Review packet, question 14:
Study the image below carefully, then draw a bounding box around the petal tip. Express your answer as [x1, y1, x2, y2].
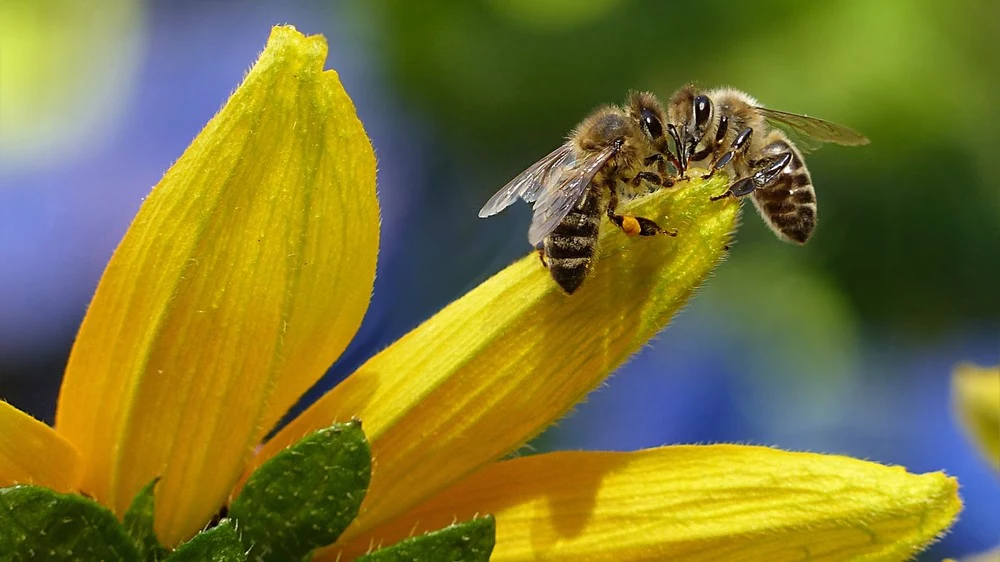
[264, 25, 329, 73]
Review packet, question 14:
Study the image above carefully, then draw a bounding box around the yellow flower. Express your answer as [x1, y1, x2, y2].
[950, 363, 1000, 562]
[0, 25, 961, 560]
[952, 363, 1000, 471]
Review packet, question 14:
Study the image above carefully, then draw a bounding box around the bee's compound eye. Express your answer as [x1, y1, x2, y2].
[694, 95, 712, 129]
[640, 108, 663, 139]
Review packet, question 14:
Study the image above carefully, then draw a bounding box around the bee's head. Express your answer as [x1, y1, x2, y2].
[626, 91, 666, 145]
[667, 85, 713, 170]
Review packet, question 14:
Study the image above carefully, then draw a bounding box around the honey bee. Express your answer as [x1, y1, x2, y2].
[666, 85, 869, 243]
[479, 92, 678, 294]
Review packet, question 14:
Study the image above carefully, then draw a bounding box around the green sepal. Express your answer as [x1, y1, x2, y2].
[0, 484, 139, 561]
[163, 519, 245, 562]
[229, 420, 371, 561]
[357, 515, 496, 562]
[123, 478, 169, 561]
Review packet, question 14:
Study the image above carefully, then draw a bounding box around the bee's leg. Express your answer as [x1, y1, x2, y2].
[709, 177, 755, 201]
[710, 152, 792, 201]
[606, 187, 677, 237]
[642, 152, 674, 182]
[644, 152, 665, 172]
[642, 153, 679, 188]
[644, 153, 681, 187]
[606, 189, 641, 236]
[629, 170, 665, 189]
[537, 247, 548, 268]
[630, 216, 678, 237]
[702, 127, 753, 180]
[751, 152, 793, 186]
[700, 113, 731, 173]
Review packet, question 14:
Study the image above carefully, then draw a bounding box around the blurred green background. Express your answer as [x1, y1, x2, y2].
[1, 0, 997, 558]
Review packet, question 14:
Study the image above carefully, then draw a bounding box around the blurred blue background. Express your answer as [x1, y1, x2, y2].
[1, 0, 997, 558]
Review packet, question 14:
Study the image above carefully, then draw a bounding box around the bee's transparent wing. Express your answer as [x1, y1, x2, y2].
[527, 144, 616, 246]
[758, 107, 869, 153]
[478, 144, 575, 218]
[528, 146, 579, 203]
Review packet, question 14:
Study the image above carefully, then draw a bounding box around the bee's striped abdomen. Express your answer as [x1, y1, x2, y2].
[752, 137, 816, 244]
[544, 186, 602, 294]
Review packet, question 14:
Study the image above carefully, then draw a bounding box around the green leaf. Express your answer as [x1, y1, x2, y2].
[229, 421, 371, 561]
[0, 485, 140, 561]
[164, 519, 245, 562]
[357, 515, 496, 562]
[124, 478, 170, 561]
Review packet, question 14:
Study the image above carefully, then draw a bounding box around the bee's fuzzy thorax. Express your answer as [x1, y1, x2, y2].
[701, 88, 768, 156]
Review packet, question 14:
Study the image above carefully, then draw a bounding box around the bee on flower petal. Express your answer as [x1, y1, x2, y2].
[479, 92, 679, 294]
[666, 85, 869, 244]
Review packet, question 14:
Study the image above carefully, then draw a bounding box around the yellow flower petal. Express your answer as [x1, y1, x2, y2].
[54, 26, 377, 545]
[952, 363, 1000, 470]
[331, 445, 961, 561]
[0, 401, 82, 493]
[260, 175, 738, 542]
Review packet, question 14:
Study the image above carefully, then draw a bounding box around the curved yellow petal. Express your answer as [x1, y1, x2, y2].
[261, 175, 738, 541]
[952, 363, 1000, 470]
[54, 26, 377, 546]
[0, 401, 82, 493]
[330, 445, 961, 561]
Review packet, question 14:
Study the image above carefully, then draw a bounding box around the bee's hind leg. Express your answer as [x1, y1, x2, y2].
[710, 177, 755, 201]
[536, 247, 548, 268]
[710, 152, 792, 201]
[611, 215, 678, 237]
[606, 189, 677, 237]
